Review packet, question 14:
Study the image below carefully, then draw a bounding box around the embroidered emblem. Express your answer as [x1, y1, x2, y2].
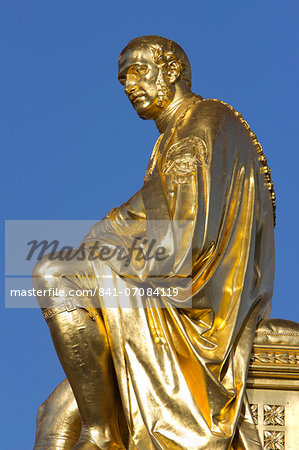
[163, 136, 208, 185]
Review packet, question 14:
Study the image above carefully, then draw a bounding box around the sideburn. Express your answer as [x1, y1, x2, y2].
[156, 70, 173, 108]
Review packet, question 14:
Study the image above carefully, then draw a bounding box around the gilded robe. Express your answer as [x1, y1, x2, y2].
[80, 95, 275, 449]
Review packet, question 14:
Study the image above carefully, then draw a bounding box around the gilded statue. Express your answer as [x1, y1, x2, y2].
[33, 36, 276, 449]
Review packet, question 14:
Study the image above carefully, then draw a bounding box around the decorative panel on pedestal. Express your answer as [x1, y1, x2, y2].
[246, 319, 299, 449]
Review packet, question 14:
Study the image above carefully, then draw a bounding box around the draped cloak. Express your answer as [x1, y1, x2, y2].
[82, 96, 275, 449]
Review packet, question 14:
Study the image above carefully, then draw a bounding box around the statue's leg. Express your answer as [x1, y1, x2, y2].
[34, 378, 81, 449]
[33, 253, 125, 449]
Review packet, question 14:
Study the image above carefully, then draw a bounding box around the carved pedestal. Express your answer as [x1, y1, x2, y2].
[246, 319, 299, 449]
[33, 319, 299, 449]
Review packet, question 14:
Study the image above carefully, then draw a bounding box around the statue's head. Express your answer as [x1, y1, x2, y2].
[118, 35, 192, 120]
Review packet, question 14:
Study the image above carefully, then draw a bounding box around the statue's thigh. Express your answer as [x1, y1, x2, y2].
[32, 249, 99, 309]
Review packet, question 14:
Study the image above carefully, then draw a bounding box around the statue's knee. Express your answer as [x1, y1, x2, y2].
[32, 253, 66, 291]
[34, 380, 81, 449]
[36, 398, 47, 423]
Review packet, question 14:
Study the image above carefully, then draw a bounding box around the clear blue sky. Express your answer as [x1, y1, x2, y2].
[1, 1, 298, 449]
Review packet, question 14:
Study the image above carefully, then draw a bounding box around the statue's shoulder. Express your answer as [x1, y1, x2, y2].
[192, 97, 237, 123]
[182, 97, 237, 137]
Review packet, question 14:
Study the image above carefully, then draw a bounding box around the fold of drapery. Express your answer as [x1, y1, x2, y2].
[82, 97, 274, 449]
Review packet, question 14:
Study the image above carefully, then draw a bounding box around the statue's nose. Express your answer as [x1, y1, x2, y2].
[124, 74, 139, 95]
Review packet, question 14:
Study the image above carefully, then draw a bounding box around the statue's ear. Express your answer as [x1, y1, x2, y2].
[167, 60, 180, 84]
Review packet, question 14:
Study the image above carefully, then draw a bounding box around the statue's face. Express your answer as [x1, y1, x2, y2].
[118, 45, 173, 120]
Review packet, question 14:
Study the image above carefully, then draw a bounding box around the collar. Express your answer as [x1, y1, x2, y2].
[155, 92, 196, 133]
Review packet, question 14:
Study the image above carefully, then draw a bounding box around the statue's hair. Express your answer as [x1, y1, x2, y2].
[120, 35, 192, 88]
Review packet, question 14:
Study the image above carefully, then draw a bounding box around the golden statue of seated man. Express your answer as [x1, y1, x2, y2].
[33, 36, 276, 449]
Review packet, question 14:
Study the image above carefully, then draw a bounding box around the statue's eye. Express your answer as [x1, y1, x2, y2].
[135, 66, 148, 75]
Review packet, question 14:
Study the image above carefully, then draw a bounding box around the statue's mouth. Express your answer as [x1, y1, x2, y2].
[129, 90, 146, 104]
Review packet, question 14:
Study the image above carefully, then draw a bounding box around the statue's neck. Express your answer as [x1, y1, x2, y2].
[155, 91, 196, 133]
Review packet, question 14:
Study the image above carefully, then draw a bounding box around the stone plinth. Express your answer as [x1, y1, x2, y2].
[247, 319, 299, 449]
